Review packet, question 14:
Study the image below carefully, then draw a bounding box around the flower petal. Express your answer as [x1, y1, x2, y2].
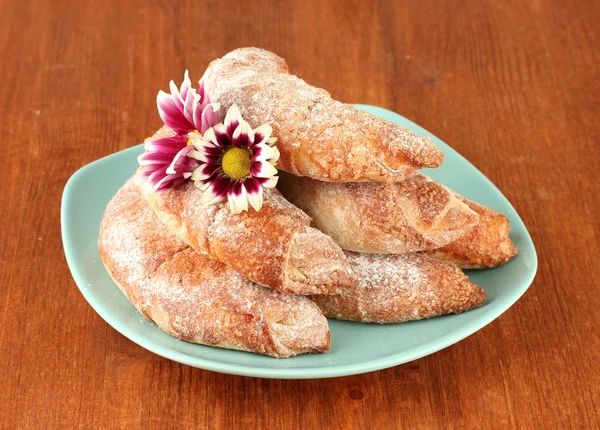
[188, 150, 212, 163]
[271, 145, 280, 162]
[243, 177, 261, 194]
[190, 134, 211, 149]
[202, 127, 219, 146]
[147, 168, 166, 185]
[191, 162, 222, 181]
[251, 143, 279, 163]
[169, 80, 183, 110]
[188, 140, 224, 162]
[212, 123, 231, 147]
[246, 189, 263, 212]
[232, 120, 255, 148]
[187, 130, 203, 139]
[197, 102, 220, 134]
[155, 173, 185, 192]
[138, 132, 196, 191]
[165, 146, 196, 174]
[243, 177, 264, 211]
[157, 90, 193, 132]
[144, 135, 188, 154]
[251, 160, 278, 178]
[191, 168, 204, 181]
[197, 180, 211, 191]
[201, 176, 231, 206]
[252, 123, 273, 147]
[190, 136, 224, 155]
[180, 70, 191, 100]
[198, 78, 208, 102]
[258, 175, 278, 188]
[138, 151, 176, 166]
[182, 88, 198, 125]
[201, 187, 225, 206]
[227, 182, 248, 214]
[224, 104, 242, 138]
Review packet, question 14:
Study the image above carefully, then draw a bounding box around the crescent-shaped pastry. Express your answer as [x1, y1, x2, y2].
[202, 47, 444, 182]
[99, 179, 331, 358]
[277, 172, 479, 254]
[311, 252, 486, 323]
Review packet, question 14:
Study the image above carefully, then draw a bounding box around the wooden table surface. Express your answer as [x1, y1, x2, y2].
[2, 0, 599, 428]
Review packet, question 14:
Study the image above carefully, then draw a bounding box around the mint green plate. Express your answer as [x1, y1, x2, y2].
[61, 105, 537, 379]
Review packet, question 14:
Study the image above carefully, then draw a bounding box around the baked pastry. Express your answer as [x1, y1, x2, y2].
[201, 47, 444, 182]
[277, 172, 479, 254]
[311, 252, 486, 323]
[99, 179, 330, 358]
[136, 169, 354, 296]
[424, 198, 517, 268]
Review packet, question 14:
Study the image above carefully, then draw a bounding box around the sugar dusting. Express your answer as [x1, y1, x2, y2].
[311, 252, 487, 323]
[423, 197, 517, 268]
[277, 172, 479, 254]
[137, 172, 353, 295]
[201, 47, 443, 182]
[99, 180, 330, 358]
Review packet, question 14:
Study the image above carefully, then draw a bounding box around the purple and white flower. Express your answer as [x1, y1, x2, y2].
[156, 70, 220, 135]
[188, 104, 280, 214]
[137, 135, 199, 192]
[138, 71, 221, 192]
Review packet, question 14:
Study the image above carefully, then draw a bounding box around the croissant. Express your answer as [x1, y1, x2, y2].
[201, 47, 444, 182]
[311, 252, 486, 323]
[99, 179, 331, 358]
[277, 172, 479, 254]
[136, 170, 354, 296]
[424, 198, 517, 268]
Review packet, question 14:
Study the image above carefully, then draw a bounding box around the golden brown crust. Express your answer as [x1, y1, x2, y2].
[136, 138, 354, 295]
[99, 179, 330, 358]
[424, 198, 518, 268]
[311, 252, 486, 323]
[277, 172, 479, 254]
[201, 47, 444, 182]
[97, 178, 189, 320]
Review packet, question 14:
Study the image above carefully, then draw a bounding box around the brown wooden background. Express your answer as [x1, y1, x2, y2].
[1, 0, 599, 428]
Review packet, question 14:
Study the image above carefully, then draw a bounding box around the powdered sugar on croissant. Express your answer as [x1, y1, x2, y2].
[312, 252, 486, 324]
[99, 179, 331, 358]
[202, 47, 444, 182]
[278, 172, 479, 254]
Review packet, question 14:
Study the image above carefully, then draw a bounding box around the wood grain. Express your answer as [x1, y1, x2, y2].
[1, 0, 599, 428]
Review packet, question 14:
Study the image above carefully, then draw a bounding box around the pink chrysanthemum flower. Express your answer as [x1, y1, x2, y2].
[188, 104, 280, 214]
[137, 136, 199, 192]
[156, 70, 219, 135]
[138, 71, 220, 192]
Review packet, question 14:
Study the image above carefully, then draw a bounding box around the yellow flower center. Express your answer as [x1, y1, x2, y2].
[221, 147, 252, 180]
